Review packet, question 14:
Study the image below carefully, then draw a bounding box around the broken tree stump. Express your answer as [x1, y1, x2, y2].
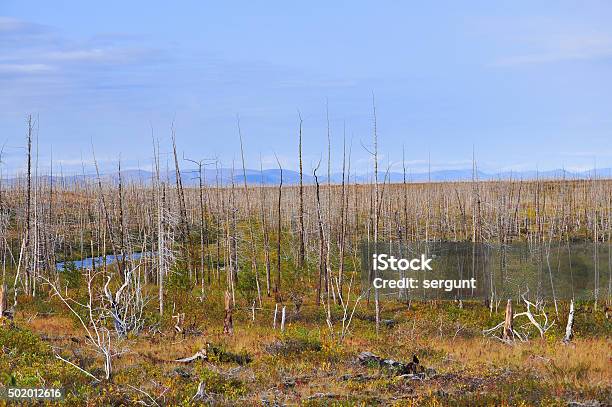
[503, 299, 513, 341]
[0, 284, 6, 317]
[191, 381, 214, 403]
[223, 290, 233, 335]
[563, 299, 575, 344]
[280, 306, 286, 332]
[173, 312, 185, 333]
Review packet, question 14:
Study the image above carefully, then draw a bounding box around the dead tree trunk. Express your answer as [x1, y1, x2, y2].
[337, 128, 347, 303]
[259, 161, 272, 297]
[25, 115, 33, 295]
[223, 290, 233, 335]
[274, 155, 283, 299]
[171, 127, 192, 279]
[314, 163, 325, 306]
[503, 299, 513, 341]
[563, 299, 575, 344]
[0, 284, 6, 317]
[238, 121, 262, 306]
[298, 113, 305, 268]
[372, 95, 380, 334]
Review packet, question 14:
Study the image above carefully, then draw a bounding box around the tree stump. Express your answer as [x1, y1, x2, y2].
[563, 299, 575, 344]
[280, 306, 286, 332]
[0, 284, 6, 317]
[223, 290, 233, 335]
[502, 299, 513, 341]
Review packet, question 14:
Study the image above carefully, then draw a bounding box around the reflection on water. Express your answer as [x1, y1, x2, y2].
[56, 252, 153, 271]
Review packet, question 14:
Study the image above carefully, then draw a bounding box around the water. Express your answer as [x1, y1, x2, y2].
[56, 252, 153, 271]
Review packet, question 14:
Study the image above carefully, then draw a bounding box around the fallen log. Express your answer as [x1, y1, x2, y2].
[357, 351, 425, 376]
[174, 343, 252, 365]
[175, 348, 208, 363]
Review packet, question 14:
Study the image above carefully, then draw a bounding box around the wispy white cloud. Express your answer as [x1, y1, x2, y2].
[43, 47, 161, 64]
[0, 16, 170, 115]
[0, 16, 165, 69]
[560, 150, 612, 157]
[496, 44, 612, 66]
[0, 63, 54, 73]
[0, 17, 24, 31]
[0, 16, 46, 33]
[45, 48, 121, 62]
[492, 25, 612, 66]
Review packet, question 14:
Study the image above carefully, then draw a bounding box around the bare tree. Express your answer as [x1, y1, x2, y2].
[372, 94, 380, 334]
[297, 112, 305, 268]
[238, 118, 262, 306]
[274, 154, 283, 299]
[223, 290, 233, 335]
[43, 267, 118, 381]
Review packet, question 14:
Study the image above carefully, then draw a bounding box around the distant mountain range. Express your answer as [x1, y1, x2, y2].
[3, 167, 611, 186]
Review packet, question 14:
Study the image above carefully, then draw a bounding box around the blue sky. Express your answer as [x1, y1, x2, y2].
[1, 1, 611, 175]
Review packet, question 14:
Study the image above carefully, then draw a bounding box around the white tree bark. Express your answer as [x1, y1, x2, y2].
[563, 299, 575, 343]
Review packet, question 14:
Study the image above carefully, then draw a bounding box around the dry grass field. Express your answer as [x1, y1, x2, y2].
[0, 159, 611, 405]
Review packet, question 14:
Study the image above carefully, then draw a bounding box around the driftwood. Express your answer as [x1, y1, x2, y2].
[223, 290, 233, 335]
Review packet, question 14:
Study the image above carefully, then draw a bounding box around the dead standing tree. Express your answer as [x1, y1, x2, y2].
[92, 143, 124, 278]
[103, 263, 148, 338]
[484, 293, 555, 342]
[372, 94, 380, 334]
[184, 154, 214, 297]
[152, 137, 177, 316]
[337, 124, 349, 303]
[171, 127, 193, 278]
[313, 161, 327, 309]
[43, 268, 117, 381]
[238, 118, 262, 306]
[274, 154, 283, 300]
[563, 299, 575, 343]
[223, 290, 233, 335]
[259, 159, 272, 297]
[502, 299, 513, 341]
[297, 112, 306, 269]
[13, 115, 35, 299]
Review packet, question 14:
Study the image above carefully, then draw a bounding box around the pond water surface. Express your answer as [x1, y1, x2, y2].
[56, 252, 153, 271]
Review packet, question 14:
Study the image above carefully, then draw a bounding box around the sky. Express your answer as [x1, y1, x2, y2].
[1, 1, 611, 175]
